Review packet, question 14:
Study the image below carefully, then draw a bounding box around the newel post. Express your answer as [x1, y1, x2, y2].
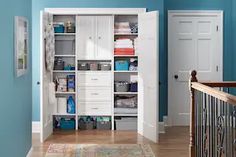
[189, 70, 198, 157]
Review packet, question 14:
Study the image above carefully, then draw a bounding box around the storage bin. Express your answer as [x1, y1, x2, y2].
[115, 81, 130, 92]
[115, 118, 137, 130]
[96, 121, 111, 130]
[60, 118, 75, 130]
[54, 58, 65, 70]
[89, 63, 99, 71]
[78, 62, 89, 70]
[65, 21, 76, 33]
[78, 121, 94, 130]
[115, 60, 129, 71]
[99, 63, 111, 71]
[54, 23, 65, 33]
[130, 82, 138, 92]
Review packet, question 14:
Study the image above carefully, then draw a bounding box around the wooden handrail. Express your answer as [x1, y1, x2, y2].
[189, 70, 236, 157]
[200, 81, 236, 88]
[191, 82, 236, 105]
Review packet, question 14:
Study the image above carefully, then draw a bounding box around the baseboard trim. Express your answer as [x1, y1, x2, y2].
[159, 122, 165, 134]
[163, 116, 168, 127]
[32, 121, 40, 133]
[26, 147, 33, 157]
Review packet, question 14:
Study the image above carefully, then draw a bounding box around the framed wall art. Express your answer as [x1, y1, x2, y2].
[15, 16, 29, 77]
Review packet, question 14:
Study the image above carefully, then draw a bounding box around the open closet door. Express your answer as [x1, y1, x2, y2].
[40, 11, 54, 142]
[138, 11, 159, 143]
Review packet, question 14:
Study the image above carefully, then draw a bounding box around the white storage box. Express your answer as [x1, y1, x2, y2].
[115, 118, 137, 130]
[57, 98, 67, 114]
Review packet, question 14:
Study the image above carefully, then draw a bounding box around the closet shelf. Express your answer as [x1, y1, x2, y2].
[53, 113, 76, 116]
[55, 33, 76, 36]
[56, 92, 76, 94]
[114, 71, 138, 73]
[114, 92, 138, 95]
[53, 70, 75, 73]
[114, 55, 138, 57]
[114, 114, 138, 117]
[55, 55, 76, 57]
[114, 33, 138, 36]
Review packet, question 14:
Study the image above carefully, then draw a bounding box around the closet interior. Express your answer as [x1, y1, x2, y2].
[52, 14, 139, 131]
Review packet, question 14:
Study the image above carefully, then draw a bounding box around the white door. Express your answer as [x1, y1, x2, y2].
[138, 11, 159, 143]
[168, 11, 223, 126]
[96, 16, 113, 60]
[40, 11, 53, 142]
[77, 16, 96, 59]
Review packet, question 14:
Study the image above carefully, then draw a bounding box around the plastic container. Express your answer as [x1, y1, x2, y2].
[99, 63, 111, 71]
[115, 118, 137, 130]
[57, 98, 67, 114]
[60, 118, 75, 130]
[67, 96, 75, 114]
[115, 82, 130, 92]
[54, 23, 65, 33]
[115, 60, 129, 71]
[130, 82, 138, 92]
[67, 75, 75, 92]
[78, 62, 89, 70]
[89, 63, 99, 71]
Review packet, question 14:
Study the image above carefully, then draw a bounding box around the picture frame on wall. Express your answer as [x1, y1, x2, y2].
[15, 16, 29, 77]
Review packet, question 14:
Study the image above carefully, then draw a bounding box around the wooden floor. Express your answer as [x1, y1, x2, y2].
[30, 127, 189, 157]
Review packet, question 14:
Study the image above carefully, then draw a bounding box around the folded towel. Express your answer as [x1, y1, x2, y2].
[115, 45, 134, 49]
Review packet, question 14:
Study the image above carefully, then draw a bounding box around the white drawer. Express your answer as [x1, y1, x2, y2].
[78, 87, 112, 102]
[78, 103, 112, 115]
[77, 72, 112, 87]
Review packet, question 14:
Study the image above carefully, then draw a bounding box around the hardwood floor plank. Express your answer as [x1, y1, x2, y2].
[31, 127, 189, 157]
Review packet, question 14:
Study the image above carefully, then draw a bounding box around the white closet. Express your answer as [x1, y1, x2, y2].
[40, 8, 159, 143]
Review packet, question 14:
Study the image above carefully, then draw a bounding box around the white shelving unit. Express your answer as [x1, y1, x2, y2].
[41, 8, 159, 143]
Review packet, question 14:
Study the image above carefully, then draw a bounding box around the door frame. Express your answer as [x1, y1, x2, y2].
[167, 10, 223, 126]
[40, 8, 160, 142]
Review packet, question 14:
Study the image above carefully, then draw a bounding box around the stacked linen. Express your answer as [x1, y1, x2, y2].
[114, 38, 135, 55]
[134, 38, 138, 55]
[115, 22, 131, 34]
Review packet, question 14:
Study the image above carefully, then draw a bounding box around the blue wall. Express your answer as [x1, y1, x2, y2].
[0, 0, 32, 156]
[165, 0, 233, 81]
[32, 0, 166, 121]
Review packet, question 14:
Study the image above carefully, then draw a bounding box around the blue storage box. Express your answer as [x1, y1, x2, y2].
[115, 60, 129, 71]
[60, 118, 75, 130]
[130, 82, 138, 92]
[54, 23, 65, 33]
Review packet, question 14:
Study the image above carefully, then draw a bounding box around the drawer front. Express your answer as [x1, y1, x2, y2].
[77, 72, 112, 87]
[78, 88, 112, 102]
[78, 103, 112, 115]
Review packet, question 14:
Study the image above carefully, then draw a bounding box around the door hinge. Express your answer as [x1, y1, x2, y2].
[216, 66, 219, 72]
[216, 25, 219, 32]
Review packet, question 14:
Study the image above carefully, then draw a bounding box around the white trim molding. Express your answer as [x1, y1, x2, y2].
[32, 121, 40, 133]
[159, 122, 165, 134]
[26, 147, 33, 157]
[44, 8, 146, 15]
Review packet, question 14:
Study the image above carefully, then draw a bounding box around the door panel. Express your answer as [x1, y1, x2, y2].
[40, 11, 53, 142]
[138, 11, 159, 143]
[168, 12, 223, 126]
[96, 16, 113, 59]
[77, 16, 95, 59]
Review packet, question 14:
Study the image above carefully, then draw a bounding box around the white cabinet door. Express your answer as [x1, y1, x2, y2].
[96, 16, 113, 59]
[40, 11, 53, 142]
[77, 16, 96, 59]
[138, 11, 159, 143]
